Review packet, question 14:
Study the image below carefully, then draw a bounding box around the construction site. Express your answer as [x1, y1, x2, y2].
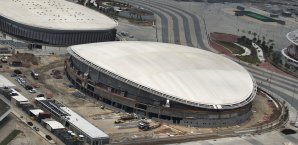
[0, 52, 287, 144]
[0, 0, 296, 144]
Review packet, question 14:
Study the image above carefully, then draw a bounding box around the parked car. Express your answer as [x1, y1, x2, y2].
[31, 82, 40, 88]
[29, 89, 37, 93]
[27, 122, 33, 126]
[9, 92, 18, 96]
[11, 73, 17, 77]
[33, 126, 39, 131]
[45, 135, 52, 140]
[31, 70, 39, 80]
[25, 85, 33, 90]
[14, 69, 22, 75]
[36, 94, 44, 97]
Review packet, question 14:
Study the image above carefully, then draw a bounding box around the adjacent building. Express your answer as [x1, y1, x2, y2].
[35, 97, 109, 145]
[0, 0, 118, 46]
[281, 29, 298, 69]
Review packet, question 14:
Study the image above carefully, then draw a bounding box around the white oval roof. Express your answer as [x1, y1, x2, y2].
[68, 41, 255, 108]
[287, 29, 298, 46]
[0, 0, 117, 30]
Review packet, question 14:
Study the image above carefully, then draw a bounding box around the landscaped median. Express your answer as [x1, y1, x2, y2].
[215, 41, 245, 55]
[210, 33, 260, 64]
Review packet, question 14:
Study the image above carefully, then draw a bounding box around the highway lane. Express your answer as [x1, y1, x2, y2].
[259, 83, 298, 109]
[242, 64, 298, 110]
[127, 0, 181, 44]
[249, 68, 298, 88]
[147, 0, 208, 50]
[126, 1, 169, 43]
[240, 62, 298, 84]
[137, 0, 194, 46]
[253, 75, 295, 93]
[127, 0, 205, 48]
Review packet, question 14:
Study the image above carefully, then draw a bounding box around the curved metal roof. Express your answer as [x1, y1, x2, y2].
[68, 41, 256, 109]
[0, 0, 117, 30]
[287, 29, 298, 46]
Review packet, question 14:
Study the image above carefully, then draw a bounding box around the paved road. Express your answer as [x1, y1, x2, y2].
[135, 0, 192, 46]
[170, 131, 298, 145]
[127, 1, 175, 43]
[125, 0, 208, 49]
[240, 62, 298, 110]
[141, 0, 207, 49]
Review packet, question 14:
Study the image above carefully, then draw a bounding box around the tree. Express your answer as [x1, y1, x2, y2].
[245, 38, 252, 47]
[269, 45, 274, 53]
[261, 41, 268, 54]
[237, 36, 246, 44]
[78, 0, 84, 5]
[253, 37, 257, 42]
[256, 39, 261, 45]
[253, 32, 257, 37]
[271, 51, 280, 64]
[262, 36, 266, 42]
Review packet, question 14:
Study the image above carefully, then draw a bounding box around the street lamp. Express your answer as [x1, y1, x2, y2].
[295, 110, 298, 123]
[290, 84, 296, 107]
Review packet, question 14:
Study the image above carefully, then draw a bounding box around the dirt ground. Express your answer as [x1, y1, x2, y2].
[0, 114, 51, 145]
[4, 55, 282, 144]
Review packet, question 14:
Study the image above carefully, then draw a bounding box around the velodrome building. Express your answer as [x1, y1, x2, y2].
[281, 29, 298, 69]
[65, 41, 257, 127]
[0, 0, 118, 46]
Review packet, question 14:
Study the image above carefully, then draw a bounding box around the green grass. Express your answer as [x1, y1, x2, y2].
[237, 55, 261, 64]
[216, 40, 261, 64]
[0, 130, 22, 145]
[128, 18, 153, 26]
[216, 41, 245, 54]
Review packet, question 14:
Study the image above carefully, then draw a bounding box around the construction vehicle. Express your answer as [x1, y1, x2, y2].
[138, 120, 161, 131]
[114, 119, 124, 124]
[120, 113, 138, 121]
[114, 113, 138, 124]
[0, 56, 8, 63]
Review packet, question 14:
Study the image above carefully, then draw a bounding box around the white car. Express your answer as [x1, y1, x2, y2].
[29, 89, 37, 93]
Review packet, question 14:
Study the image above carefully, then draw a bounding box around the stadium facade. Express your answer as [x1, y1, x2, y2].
[281, 29, 298, 69]
[65, 41, 257, 127]
[0, 0, 118, 46]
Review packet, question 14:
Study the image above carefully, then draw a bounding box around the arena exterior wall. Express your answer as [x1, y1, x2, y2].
[0, 16, 116, 46]
[64, 56, 253, 127]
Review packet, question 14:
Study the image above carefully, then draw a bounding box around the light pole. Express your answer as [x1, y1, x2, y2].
[155, 20, 158, 42]
[290, 84, 296, 107]
[295, 110, 298, 123]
